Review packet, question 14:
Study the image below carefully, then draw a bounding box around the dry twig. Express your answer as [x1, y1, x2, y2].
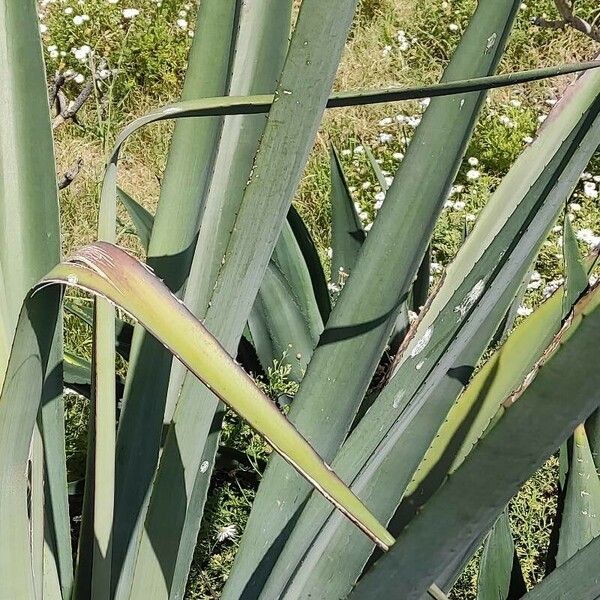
[58, 157, 83, 190]
[534, 0, 600, 42]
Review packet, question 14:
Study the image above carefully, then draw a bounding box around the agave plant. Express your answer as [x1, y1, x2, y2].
[2, 0, 600, 599]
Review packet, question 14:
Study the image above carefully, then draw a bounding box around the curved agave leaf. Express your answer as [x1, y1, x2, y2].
[0, 241, 394, 599]
[46, 243, 392, 551]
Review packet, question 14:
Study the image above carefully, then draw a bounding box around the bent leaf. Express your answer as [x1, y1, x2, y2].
[42, 242, 393, 551]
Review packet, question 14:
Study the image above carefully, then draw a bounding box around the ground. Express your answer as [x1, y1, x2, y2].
[38, 0, 600, 597]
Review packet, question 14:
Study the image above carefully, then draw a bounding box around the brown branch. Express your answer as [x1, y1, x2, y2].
[534, 0, 600, 42]
[57, 157, 83, 190]
[53, 80, 94, 129]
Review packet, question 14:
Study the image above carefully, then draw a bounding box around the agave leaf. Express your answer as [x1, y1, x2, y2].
[0, 287, 63, 599]
[44, 243, 393, 551]
[330, 145, 365, 279]
[65, 298, 132, 360]
[555, 425, 600, 567]
[0, 0, 71, 595]
[137, 2, 362, 597]
[365, 145, 390, 192]
[351, 283, 600, 599]
[248, 262, 318, 382]
[125, 5, 297, 597]
[116, 184, 321, 383]
[562, 217, 589, 316]
[117, 188, 154, 252]
[63, 352, 125, 400]
[270, 218, 324, 346]
[520, 535, 600, 600]
[476, 509, 526, 600]
[260, 58, 600, 600]
[587, 410, 600, 472]
[110, 3, 247, 595]
[287, 206, 331, 322]
[328, 60, 600, 108]
[249, 2, 525, 596]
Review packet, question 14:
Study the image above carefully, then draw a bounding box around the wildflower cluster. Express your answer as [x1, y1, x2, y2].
[37, 0, 197, 107]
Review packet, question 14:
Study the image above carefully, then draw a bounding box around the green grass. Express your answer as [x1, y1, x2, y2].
[39, 0, 600, 596]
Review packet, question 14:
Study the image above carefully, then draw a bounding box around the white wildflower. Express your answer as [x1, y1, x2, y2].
[379, 133, 393, 143]
[216, 525, 237, 543]
[73, 15, 84, 25]
[73, 45, 91, 60]
[537, 114, 547, 124]
[419, 97, 431, 109]
[466, 169, 480, 180]
[510, 99, 522, 108]
[467, 157, 479, 166]
[39, 23, 48, 34]
[378, 117, 393, 126]
[382, 45, 392, 56]
[74, 73, 85, 84]
[353, 145, 364, 155]
[569, 202, 582, 212]
[523, 136, 534, 144]
[392, 152, 404, 160]
[361, 181, 371, 190]
[122, 8, 139, 18]
[341, 149, 351, 156]
[64, 7, 73, 14]
[583, 181, 598, 199]
[581, 172, 592, 181]
[448, 23, 459, 32]
[176, 18, 188, 29]
[385, 176, 394, 187]
[543, 278, 564, 298]
[517, 306, 533, 317]
[465, 213, 476, 222]
[453, 201, 466, 210]
[576, 228, 600, 248]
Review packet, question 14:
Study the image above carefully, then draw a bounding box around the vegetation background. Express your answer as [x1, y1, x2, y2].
[37, 0, 600, 597]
